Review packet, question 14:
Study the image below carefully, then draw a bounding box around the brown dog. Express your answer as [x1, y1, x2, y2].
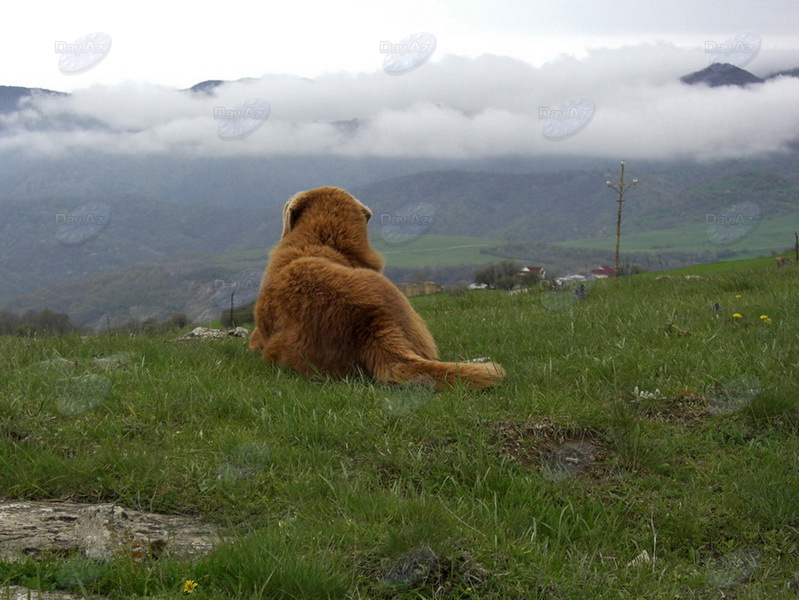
[249, 186, 504, 389]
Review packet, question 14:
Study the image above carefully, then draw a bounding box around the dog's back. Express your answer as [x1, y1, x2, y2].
[250, 187, 504, 389]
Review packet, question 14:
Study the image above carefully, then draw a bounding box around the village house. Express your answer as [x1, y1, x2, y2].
[519, 266, 546, 279]
[589, 266, 615, 278]
[555, 273, 588, 286]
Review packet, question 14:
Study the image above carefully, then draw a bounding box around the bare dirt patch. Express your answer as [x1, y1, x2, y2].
[492, 416, 609, 481]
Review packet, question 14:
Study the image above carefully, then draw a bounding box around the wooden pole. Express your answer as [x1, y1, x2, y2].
[607, 161, 637, 278]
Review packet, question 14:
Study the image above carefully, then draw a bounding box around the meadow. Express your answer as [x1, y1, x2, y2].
[555, 212, 799, 261]
[212, 235, 503, 273]
[371, 235, 503, 269]
[1, 257, 798, 598]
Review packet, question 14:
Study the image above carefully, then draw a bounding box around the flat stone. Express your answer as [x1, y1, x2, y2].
[176, 326, 249, 341]
[0, 500, 220, 563]
[3, 585, 108, 600]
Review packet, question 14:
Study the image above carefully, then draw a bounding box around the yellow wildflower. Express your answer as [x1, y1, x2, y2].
[759, 315, 772, 323]
[732, 313, 742, 318]
[183, 580, 198, 594]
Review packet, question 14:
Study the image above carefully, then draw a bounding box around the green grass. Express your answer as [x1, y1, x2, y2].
[555, 212, 799, 260]
[2, 259, 799, 598]
[205, 235, 505, 299]
[211, 247, 271, 266]
[211, 235, 504, 273]
[640, 253, 787, 277]
[370, 235, 505, 269]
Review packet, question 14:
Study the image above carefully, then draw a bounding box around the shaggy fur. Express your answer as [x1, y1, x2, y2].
[249, 186, 504, 389]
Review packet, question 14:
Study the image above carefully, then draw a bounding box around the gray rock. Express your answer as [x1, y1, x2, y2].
[176, 326, 250, 341]
[0, 500, 220, 563]
[3, 585, 106, 600]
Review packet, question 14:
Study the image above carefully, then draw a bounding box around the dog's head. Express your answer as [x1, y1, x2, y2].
[282, 186, 371, 238]
[280, 186, 382, 270]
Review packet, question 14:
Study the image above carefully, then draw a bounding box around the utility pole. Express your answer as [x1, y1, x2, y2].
[606, 160, 637, 278]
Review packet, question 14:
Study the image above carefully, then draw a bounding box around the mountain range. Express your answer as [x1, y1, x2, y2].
[1, 62, 799, 329]
[3, 162, 798, 329]
[2, 62, 797, 114]
[679, 63, 799, 87]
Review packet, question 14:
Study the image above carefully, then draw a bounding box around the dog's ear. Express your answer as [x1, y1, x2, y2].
[281, 193, 308, 239]
[360, 203, 372, 223]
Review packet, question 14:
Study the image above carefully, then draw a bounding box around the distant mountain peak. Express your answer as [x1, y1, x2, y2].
[680, 63, 765, 87]
[185, 80, 226, 95]
[0, 85, 67, 113]
[765, 67, 799, 80]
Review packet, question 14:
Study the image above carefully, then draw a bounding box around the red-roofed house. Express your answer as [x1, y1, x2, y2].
[520, 266, 546, 279]
[589, 266, 615, 278]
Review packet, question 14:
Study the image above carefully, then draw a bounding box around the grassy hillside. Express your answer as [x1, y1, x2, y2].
[357, 170, 799, 245]
[2, 258, 798, 598]
[556, 206, 799, 258]
[4, 169, 798, 328]
[555, 172, 799, 261]
[641, 253, 796, 276]
[373, 235, 505, 269]
[0, 193, 278, 304]
[1, 235, 509, 330]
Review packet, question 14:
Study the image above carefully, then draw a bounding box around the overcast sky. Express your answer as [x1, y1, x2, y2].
[2, 0, 799, 162]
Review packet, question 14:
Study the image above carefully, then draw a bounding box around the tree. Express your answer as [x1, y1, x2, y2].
[36, 308, 75, 335]
[166, 313, 189, 329]
[518, 270, 543, 288]
[140, 317, 161, 334]
[619, 262, 647, 276]
[221, 302, 255, 327]
[0, 308, 76, 336]
[474, 260, 522, 290]
[0, 311, 19, 335]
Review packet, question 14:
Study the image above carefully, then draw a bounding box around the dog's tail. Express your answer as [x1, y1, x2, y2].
[379, 356, 505, 390]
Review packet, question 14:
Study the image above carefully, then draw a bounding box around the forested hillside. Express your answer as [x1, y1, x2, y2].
[3, 165, 798, 329]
